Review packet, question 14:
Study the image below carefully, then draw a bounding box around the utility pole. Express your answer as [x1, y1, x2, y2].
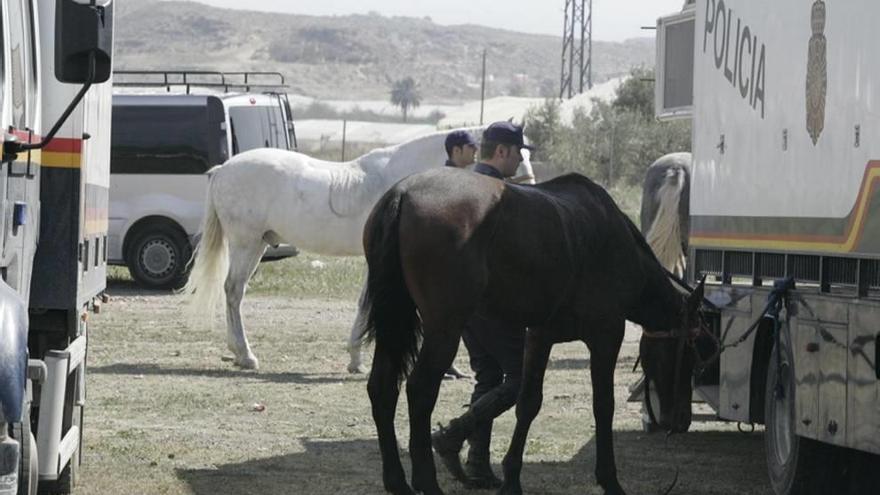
[480, 48, 487, 125]
[341, 119, 347, 162]
[560, 0, 593, 99]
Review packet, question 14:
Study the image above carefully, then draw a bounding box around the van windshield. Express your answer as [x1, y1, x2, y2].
[229, 105, 288, 154]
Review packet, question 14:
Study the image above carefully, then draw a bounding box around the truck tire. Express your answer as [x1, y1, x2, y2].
[11, 398, 37, 495]
[127, 225, 192, 290]
[764, 335, 821, 494]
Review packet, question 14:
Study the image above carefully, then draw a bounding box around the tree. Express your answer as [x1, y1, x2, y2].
[613, 67, 656, 120]
[523, 98, 562, 162]
[390, 77, 421, 122]
[522, 67, 690, 188]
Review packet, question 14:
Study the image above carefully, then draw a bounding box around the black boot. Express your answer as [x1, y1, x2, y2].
[464, 421, 503, 489]
[434, 383, 517, 487]
[431, 413, 477, 483]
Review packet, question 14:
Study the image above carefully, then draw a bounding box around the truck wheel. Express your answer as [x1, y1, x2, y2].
[127, 225, 192, 290]
[12, 398, 37, 495]
[764, 336, 821, 494]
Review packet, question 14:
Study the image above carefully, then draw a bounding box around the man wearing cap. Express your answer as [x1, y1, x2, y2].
[439, 129, 480, 381]
[444, 129, 479, 169]
[472, 121, 535, 178]
[431, 121, 534, 489]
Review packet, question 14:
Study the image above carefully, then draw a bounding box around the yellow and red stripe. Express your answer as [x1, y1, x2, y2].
[690, 160, 880, 253]
[9, 130, 83, 168]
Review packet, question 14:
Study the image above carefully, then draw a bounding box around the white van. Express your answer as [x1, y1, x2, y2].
[108, 77, 297, 289]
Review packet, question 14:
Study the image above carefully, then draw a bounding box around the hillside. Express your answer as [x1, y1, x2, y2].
[115, 1, 655, 100]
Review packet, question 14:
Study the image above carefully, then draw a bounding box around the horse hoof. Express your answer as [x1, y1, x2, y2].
[412, 484, 445, 495]
[236, 355, 260, 370]
[497, 482, 523, 495]
[347, 363, 369, 374]
[601, 482, 626, 495]
[385, 481, 416, 495]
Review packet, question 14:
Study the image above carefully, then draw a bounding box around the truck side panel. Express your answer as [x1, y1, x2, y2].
[691, 0, 880, 256]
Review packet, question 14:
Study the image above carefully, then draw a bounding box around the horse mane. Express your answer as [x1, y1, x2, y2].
[646, 168, 686, 276]
[323, 125, 487, 218]
[541, 173, 682, 296]
[326, 128, 477, 217]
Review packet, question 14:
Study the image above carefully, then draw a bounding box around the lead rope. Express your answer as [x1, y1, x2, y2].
[660, 430, 680, 495]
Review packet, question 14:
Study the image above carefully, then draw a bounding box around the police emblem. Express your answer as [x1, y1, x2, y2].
[806, 0, 827, 145]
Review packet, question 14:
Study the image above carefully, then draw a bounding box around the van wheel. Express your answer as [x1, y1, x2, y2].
[765, 335, 823, 494]
[127, 226, 192, 290]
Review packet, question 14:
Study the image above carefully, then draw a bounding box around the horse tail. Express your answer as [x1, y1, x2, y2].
[182, 174, 229, 321]
[645, 167, 686, 276]
[361, 189, 421, 383]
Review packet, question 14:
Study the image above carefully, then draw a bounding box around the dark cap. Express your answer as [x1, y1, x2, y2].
[444, 130, 478, 154]
[482, 121, 535, 151]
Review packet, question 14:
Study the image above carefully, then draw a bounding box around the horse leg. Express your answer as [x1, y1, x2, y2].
[499, 331, 553, 495]
[588, 322, 626, 495]
[224, 240, 266, 370]
[346, 274, 370, 374]
[407, 329, 461, 495]
[368, 346, 414, 495]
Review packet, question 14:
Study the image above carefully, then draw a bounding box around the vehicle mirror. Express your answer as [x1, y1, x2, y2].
[55, 0, 114, 84]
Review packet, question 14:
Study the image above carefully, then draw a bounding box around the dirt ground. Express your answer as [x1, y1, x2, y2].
[80, 281, 773, 495]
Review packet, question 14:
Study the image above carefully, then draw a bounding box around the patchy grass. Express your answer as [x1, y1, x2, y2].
[109, 252, 365, 300]
[248, 253, 365, 300]
[83, 286, 774, 495]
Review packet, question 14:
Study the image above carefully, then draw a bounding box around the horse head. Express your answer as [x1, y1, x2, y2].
[638, 275, 706, 433]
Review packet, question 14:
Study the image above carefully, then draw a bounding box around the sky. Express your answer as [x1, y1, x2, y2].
[195, 0, 689, 42]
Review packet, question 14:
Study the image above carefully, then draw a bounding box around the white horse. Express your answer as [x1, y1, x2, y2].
[182, 128, 537, 371]
[640, 152, 691, 276]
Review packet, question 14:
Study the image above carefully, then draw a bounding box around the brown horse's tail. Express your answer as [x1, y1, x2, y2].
[362, 189, 422, 383]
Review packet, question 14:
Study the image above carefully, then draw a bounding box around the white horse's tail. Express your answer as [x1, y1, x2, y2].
[646, 168, 686, 277]
[182, 175, 229, 323]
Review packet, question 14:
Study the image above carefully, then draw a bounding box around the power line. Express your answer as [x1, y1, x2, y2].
[560, 0, 593, 99]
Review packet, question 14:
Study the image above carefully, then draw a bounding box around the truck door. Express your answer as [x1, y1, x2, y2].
[2, 0, 40, 297]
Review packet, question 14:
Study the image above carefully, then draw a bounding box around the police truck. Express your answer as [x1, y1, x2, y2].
[0, 1, 114, 493]
[655, 1, 879, 493]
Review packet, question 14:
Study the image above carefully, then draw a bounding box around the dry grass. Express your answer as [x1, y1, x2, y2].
[82, 266, 773, 494]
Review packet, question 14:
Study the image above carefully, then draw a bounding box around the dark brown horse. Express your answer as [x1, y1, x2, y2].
[362, 167, 705, 495]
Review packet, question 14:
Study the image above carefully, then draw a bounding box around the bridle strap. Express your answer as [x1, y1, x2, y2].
[641, 329, 682, 340]
[641, 327, 693, 431]
[644, 377, 660, 426]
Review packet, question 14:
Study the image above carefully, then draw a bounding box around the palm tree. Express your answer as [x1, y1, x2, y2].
[390, 77, 421, 122]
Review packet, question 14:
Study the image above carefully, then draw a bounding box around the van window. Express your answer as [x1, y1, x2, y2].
[111, 104, 218, 174]
[229, 106, 288, 154]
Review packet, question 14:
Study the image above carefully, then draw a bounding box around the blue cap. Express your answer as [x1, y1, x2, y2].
[444, 130, 478, 154]
[482, 121, 535, 151]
